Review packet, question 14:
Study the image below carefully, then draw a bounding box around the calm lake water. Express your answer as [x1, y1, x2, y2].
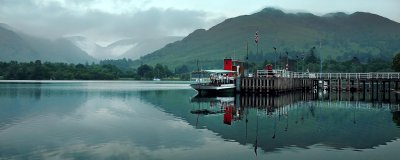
[1, 80, 400, 159]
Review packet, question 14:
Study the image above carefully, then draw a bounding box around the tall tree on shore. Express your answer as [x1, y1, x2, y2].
[137, 64, 154, 79]
[392, 52, 400, 71]
[305, 47, 318, 64]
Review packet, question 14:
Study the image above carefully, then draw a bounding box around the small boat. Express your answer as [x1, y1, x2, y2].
[190, 109, 222, 115]
[153, 78, 161, 81]
[190, 70, 237, 95]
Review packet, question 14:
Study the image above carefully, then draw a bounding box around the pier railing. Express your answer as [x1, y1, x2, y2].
[256, 70, 400, 80]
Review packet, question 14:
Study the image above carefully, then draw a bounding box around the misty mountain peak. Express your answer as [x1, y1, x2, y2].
[323, 12, 349, 18]
[258, 7, 285, 15]
[349, 11, 398, 25]
[65, 36, 89, 41]
[137, 7, 400, 68]
[183, 29, 206, 41]
[0, 23, 13, 31]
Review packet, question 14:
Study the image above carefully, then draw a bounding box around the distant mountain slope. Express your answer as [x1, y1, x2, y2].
[138, 8, 400, 69]
[66, 36, 182, 60]
[118, 36, 183, 60]
[0, 25, 39, 62]
[65, 36, 105, 58]
[21, 35, 96, 63]
[0, 25, 96, 63]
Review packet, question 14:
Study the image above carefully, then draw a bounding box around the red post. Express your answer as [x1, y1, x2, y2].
[224, 58, 233, 76]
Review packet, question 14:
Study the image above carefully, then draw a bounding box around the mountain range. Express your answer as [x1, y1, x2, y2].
[0, 23, 181, 63]
[0, 23, 95, 63]
[137, 8, 400, 69]
[66, 36, 182, 60]
[1, 8, 399, 68]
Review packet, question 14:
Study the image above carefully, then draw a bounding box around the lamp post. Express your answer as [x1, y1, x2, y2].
[279, 51, 281, 70]
[320, 52, 323, 81]
[273, 47, 277, 69]
[246, 42, 249, 77]
[286, 51, 289, 70]
[302, 51, 305, 72]
[319, 42, 323, 76]
[296, 55, 299, 72]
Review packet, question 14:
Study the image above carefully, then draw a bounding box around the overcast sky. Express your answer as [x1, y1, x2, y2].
[0, 0, 399, 45]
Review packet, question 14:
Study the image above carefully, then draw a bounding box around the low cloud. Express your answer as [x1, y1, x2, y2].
[0, 0, 225, 45]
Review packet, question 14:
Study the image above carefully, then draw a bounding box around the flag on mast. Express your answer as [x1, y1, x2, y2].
[255, 31, 259, 44]
[246, 42, 249, 60]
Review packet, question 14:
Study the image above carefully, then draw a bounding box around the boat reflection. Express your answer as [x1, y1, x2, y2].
[189, 92, 400, 154]
[394, 111, 400, 127]
[190, 95, 242, 126]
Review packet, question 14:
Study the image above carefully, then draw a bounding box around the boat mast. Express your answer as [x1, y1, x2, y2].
[246, 42, 249, 77]
[197, 60, 200, 83]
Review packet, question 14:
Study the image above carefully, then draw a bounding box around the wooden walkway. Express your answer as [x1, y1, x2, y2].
[239, 92, 400, 112]
[237, 70, 400, 93]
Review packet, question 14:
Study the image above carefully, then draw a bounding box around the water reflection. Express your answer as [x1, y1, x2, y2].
[394, 111, 400, 126]
[187, 92, 400, 154]
[0, 81, 204, 159]
[1, 81, 400, 159]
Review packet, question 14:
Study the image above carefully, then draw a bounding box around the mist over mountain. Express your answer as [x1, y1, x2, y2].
[66, 36, 182, 60]
[0, 25, 95, 63]
[1, 8, 399, 67]
[138, 8, 400, 69]
[116, 36, 183, 60]
[0, 24, 182, 63]
[65, 36, 104, 59]
[0, 24, 39, 62]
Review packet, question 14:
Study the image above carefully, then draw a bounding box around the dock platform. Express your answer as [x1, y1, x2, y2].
[237, 70, 400, 93]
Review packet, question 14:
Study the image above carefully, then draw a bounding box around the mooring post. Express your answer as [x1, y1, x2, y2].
[362, 81, 366, 92]
[382, 81, 386, 101]
[376, 81, 379, 100]
[362, 84, 366, 101]
[396, 81, 399, 101]
[368, 80, 371, 92]
[383, 81, 386, 93]
[388, 81, 391, 102]
[371, 81, 374, 95]
[370, 82, 374, 101]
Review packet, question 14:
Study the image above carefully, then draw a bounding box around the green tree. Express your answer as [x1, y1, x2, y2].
[5, 61, 19, 79]
[392, 52, 400, 71]
[32, 60, 44, 80]
[305, 47, 318, 64]
[175, 65, 190, 74]
[137, 64, 153, 79]
[154, 63, 165, 78]
[1, 61, 123, 80]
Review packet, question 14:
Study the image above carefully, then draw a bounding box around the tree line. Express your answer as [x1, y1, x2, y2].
[1, 51, 398, 80]
[100, 59, 191, 80]
[0, 60, 191, 80]
[246, 48, 397, 73]
[0, 60, 121, 80]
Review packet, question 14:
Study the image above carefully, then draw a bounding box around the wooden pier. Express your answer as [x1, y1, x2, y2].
[238, 92, 400, 112]
[237, 70, 400, 93]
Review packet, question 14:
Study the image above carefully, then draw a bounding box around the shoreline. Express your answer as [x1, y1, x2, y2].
[0, 79, 192, 83]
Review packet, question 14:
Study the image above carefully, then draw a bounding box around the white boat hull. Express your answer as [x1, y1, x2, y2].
[190, 83, 235, 95]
